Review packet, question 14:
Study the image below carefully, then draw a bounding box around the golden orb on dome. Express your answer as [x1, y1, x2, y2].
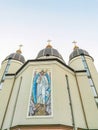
[46, 40, 52, 48]
[46, 44, 52, 48]
[72, 40, 79, 50]
[16, 44, 23, 54]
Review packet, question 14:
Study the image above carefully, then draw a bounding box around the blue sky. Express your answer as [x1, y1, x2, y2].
[0, 0, 98, 69]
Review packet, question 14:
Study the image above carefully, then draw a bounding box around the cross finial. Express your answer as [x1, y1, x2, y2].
[72, 40, 77, 46]
[47, 40, 51, 44]
[72, 40, 79, 50]
[19, 44, 23, 50]
[46, 40, 52, 48]
[16, 44, 23, 54]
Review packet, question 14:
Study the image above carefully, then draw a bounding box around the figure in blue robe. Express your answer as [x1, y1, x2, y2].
[32, 71, 51, 105]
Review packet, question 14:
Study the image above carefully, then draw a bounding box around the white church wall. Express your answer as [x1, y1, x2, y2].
[10, 61, 73, 128]
[69, 56, 84, 71]
[8, 60, 23, 74]
[0, 61, 7, 81]
[66, 72, 87, 129]
[86, 57, 98, 93]
[0, 77, 15, 129]
[76, 72, 98, 129]
[1, 59, 98, 130]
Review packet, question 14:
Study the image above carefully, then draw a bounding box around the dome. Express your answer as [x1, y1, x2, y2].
[36, 44, 65, 62]
[69, 45, 91, 61]
[4, 49, 25, 63]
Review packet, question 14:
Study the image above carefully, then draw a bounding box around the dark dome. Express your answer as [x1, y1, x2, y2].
[36, 44, 65, 62]
[69, 46, 91, 61]
[4, 49, 25, 63]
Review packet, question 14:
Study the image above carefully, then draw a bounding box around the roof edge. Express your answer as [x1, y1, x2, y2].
[15, 58, 75, 75]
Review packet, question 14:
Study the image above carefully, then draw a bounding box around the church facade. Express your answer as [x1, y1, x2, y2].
[0, 43, 98, 130]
